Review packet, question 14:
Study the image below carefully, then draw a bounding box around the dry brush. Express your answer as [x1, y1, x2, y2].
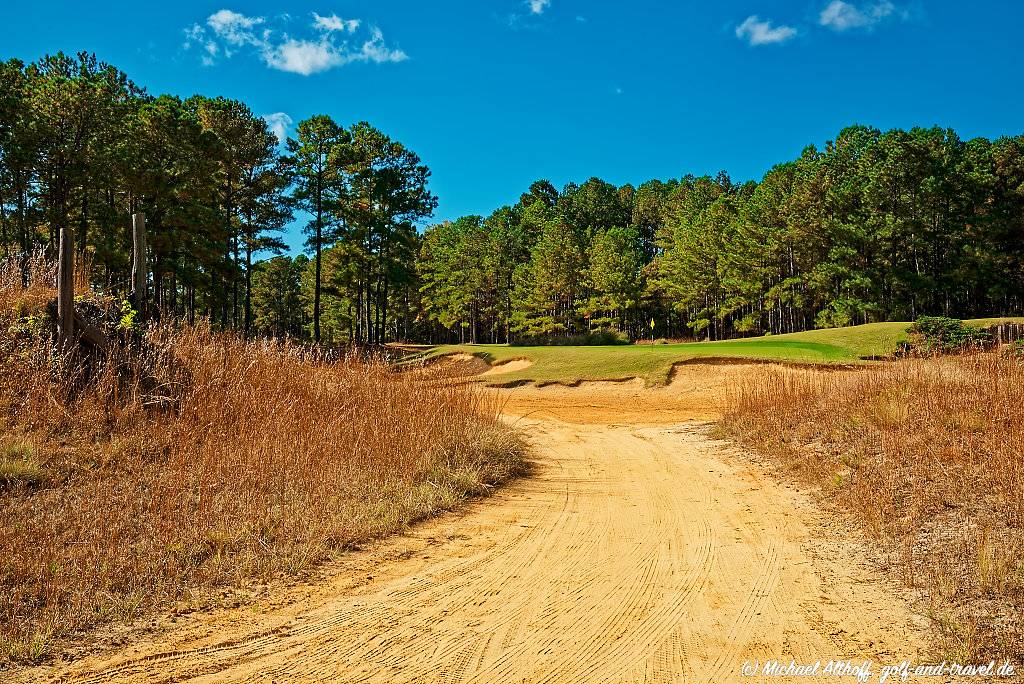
[723, 355, 1024, 660]
[0, 256, 526, 664]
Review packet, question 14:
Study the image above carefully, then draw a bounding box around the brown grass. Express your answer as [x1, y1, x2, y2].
[0, 256, 526, 665]
[723, 355, 1024, 660]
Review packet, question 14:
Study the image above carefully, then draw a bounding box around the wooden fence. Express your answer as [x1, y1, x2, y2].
[987, 322, 1024, 346]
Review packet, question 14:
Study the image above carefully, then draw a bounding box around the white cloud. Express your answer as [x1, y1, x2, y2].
[735, 15, 798, 46]
[207, 9, 265, 46]
[262, 39, 344, 75]
[261, 28, 406, 75]
[819, 1, 903, 31]
[506, 1, 554, 29]
[183, 9, 406, 75]
[202, 40, 219, 66]
[313, 13, 360, 34]
[184, 24, 222, 65]
[528, 0, 551, 15]
[183, 23, 203, 48]
[356, 27, 408, 64]
[262, 112, 293, 143]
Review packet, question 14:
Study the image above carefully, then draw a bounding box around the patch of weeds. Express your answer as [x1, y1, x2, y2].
[866, 386, 911, 429]
[0, 629, 53, 664]
[0, 439, 48, 488]
[931, 608, 982, 664]
[1001, 339, 1024, 359]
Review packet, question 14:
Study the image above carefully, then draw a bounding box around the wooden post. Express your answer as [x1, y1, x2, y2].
[131, 212, 147, 322]
[57, 223, 75, 349]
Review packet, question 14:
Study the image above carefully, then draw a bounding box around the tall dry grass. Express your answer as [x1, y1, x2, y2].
[0, 256, 525, 664]
[724, 356, 1024, 660]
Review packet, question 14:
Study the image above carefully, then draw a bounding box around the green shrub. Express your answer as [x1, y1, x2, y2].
[909, 316, 991, 354]
[511, 328, 630, 346]
[118, 299, 141, 332]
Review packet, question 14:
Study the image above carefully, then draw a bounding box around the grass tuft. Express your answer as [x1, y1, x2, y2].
[0, 440, 47, 488]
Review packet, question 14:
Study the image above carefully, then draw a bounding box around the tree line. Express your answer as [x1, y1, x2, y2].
[3, 52, 1023, 345]
[418, 126, 1024, 342]
[0, 52, 434, 344]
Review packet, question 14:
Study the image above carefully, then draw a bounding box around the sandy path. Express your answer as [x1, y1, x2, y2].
[29, 378, 925, 683]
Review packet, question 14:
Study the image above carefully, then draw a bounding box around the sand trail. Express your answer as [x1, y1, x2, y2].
[32, 371, 924, 684]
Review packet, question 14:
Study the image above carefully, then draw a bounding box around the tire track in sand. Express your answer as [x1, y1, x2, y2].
[35, 413, 926, 684]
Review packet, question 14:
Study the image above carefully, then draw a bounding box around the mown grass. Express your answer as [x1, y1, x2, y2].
[424, 334, 869, 387]
[722, 354, 1024, 660]
[0, 256, 527, 666]
[419, 320, 1023, 386]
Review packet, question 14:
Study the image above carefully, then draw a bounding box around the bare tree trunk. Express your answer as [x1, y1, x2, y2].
[131, 213, 147, 323]
[153, 264, 163, 320]
[57, 222, 75, 349]
[0, 195, 9, 257]
[169, 272, 177, 318]
[79, 192, 89, 260]
[313, 212, 322, 343]
[312, 166, 324, 343]
[244, 219, 253, 336]
[355, 281, 363, 343]
[379, 277, 389, 344]
[232, 232, 239, 328]
[364, 273, 373, 345]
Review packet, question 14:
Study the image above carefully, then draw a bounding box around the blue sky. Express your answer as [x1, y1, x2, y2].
[1, 1, 1021, 252]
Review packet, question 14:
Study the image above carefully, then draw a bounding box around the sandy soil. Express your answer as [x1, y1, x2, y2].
[480, 358, 534, 376]
[489, 362, 756, 424]
[490, 361, 856, 424]
[23, 364, 928, 683]
[432, 353, 534, 378]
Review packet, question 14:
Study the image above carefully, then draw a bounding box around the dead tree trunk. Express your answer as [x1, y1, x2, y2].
[57, 223, 75, 349]
[131, 213, 147, 322]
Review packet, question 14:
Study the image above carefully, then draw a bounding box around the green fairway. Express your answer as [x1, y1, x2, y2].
[419, 319, 1022, 386]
